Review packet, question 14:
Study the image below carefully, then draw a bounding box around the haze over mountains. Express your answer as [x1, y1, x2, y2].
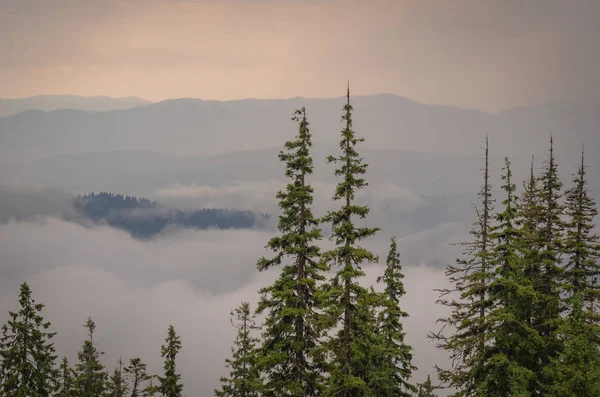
[0, 95, 150, 118]
[1, 94, 598, 164]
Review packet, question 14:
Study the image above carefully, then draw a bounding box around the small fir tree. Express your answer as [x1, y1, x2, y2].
[0, 282, 58, 396]
[215, 302, 262, 397]
[157, 325, 183, 397]
[124, 358, 153, 397]
[109, 358, 129, 397]
[371, 237, 417, 396]
[74, 317, 109, 396]
[56, 357, 76, 397]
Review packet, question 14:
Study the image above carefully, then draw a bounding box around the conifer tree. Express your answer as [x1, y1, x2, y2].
[157, 325, 183, 397]
[56, 357, 76, 397]
[371, 237, 416, 396]
[255, 106, 327, 396]
[563, 147, 600, 323]
[124, 358, 153, 397]
[430, 136, 494, 395]
[417, 375, 437, 397]
[481, 158, 540, 396]
[534, 137, 565, 385]
[215, 302, 262, 397]
[516, 157, 544, 332]
[109, 358, 129, 397]
[320, 84, 380, 397]
[74, 317, 109, 396]
[0, 282, 58, 396]
[545, 293, 600, 396]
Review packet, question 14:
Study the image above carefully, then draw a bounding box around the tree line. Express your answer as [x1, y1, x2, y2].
[73, 192, 271, 238]
[1, 86, 598, 396]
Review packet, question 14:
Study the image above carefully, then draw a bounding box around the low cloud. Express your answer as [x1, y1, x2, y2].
[0, 217, 456, 396]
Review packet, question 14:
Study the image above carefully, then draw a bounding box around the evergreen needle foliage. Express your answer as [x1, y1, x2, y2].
[372, 236, 417, 396]
[74, 317, 109, 396]
[158, 325, 183, 397]
[216, 302, 262, 397]
[0, 282, 58, 396]
[255, 107, 327, 396]
[320, 84, 380, 397]
[430, 136, 495, 396]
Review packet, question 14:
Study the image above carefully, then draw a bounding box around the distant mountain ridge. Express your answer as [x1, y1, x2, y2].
[0, 95, 151, 117]
[0, 93, 597, 165]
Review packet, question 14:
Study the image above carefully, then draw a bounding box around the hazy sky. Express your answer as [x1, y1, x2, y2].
[2, 0, 599, 111]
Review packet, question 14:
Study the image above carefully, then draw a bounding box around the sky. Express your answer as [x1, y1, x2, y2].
[1, 0, 600, 112]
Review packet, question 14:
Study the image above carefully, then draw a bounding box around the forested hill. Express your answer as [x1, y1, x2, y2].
[72, 192, 271, 238]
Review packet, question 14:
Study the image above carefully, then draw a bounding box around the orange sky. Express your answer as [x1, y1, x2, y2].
[1, 0, 599, 112]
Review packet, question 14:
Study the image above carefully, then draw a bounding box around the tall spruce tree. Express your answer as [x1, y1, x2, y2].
[417, 375, 437, 397]
[430, 136, 494, 396]
[371, 237, 417, 396]
[56, 357, 76, 397]
[124, 358, 153, 397]
[109, 358, 129, 397]
[482, 158, 540, 396]
[0, 282, 58, 396]
[215, 302, 262, 397]
[254, 107, 327, 396]
[563, 147, 600, 323]
[320, 84, 380, 397]
[516, 157, 544, 332]
[534, 137, 565, 389]
[157, 325, 183, 397]
[74, 317, 109, 396]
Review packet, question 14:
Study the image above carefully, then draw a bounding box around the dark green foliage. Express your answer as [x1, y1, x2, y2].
[73, 192, 270, 238]
[124, 357, 153, 397]
[254, 107, 327, 396]
[320, 85, 380, 397]
[563, 148, 600, 324]
[533, 137, 565, 389]
[0, 282, 58, 396]
[545, 293, 600, 396]
[430, 136, 494, 396]
[74, 317, 109, 396]
[109, 358, 129, 397]
[157, 325, 183, 397]
[215, 302, 262, 397]
[56, 357, 76, 397]
[417, 375, 437, 397]
[371, 237, 417, 396]
[481, 158, 540, 396]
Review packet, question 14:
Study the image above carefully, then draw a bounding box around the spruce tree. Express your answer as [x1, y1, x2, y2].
[157, 325, 183, 397]
[482, 158, 540, 396]
[255, 106, 327, 396]
[371, 237, 416, 396]
[74, 317, 109, 396]
[215, 302, 262, 397]
[0, 282, 58, 396]
[320, 84, 380, 397]
[563, 147, 600, 323]
[109, 358, 129, 397]
[545, 293, 600, 396]
[417, 375, 437, 397]
[56, 357, 76, 397]
[124, 358, 153, 397]
[430, 136, 494, 396]
[534, 137, 565, 389]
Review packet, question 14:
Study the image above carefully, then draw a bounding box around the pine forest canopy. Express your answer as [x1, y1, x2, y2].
[1, 86, 599, 397]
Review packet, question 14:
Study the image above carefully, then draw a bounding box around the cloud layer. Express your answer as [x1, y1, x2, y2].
[0, 217, 455, 396]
